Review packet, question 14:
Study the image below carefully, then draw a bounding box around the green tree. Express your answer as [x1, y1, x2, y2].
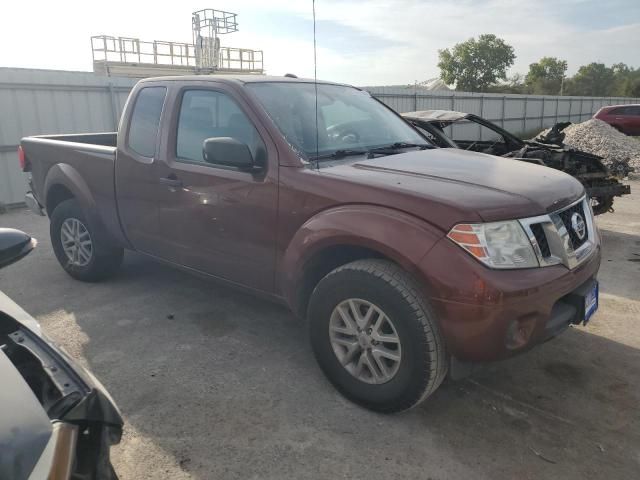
[565, 63, 614, 96]
[609, 63, 640, 97]
[525, 57, 567, 94]
[438, 34, 516, 92]
[628, 77, 640, 97]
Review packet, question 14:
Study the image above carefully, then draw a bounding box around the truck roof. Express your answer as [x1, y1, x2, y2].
[138, 74, 352, 88]
[600, 103, 640, 109]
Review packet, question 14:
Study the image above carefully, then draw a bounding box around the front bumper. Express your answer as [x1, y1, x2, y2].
[419, 235, 601, 363]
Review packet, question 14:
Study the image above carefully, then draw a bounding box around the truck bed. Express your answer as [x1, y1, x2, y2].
[21, 132, 125, 247]
[31, 132, 117, 147]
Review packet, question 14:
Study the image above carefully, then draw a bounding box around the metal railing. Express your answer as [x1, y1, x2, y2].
[91, 36, 196, 66]
[91, 35, 263, 72]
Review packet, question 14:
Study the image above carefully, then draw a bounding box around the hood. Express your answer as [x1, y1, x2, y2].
[325, 148, 584, 228]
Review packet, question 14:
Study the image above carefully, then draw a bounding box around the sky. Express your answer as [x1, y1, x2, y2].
[0, 0, 638, 86]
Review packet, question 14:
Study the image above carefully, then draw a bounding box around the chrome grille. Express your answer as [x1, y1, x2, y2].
[557, 201, 588, 250]
[530, 223, 551, 258]
[519, 196, 597, 270]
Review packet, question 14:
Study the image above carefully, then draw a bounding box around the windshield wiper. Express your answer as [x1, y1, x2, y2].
[311, 149, 369, 161]
[367, 142, 431, 154]
[310, 143, 430, 162]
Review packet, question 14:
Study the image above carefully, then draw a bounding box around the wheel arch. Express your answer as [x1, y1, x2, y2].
[280, 204, 444, 318]
[44, 164, 120, 250]
[45, 183, 75, 217]
[44, 163, 97, 216]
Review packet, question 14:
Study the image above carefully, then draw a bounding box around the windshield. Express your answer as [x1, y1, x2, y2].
[246, 82, 430, 160]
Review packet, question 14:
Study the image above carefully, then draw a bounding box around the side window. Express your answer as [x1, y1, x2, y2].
[611, 106, 632, 115]
[630, 106, 640, 116]
[127, 87, 166, 157]
[176, 90, 266, 166]
[450, 120, 503, 143]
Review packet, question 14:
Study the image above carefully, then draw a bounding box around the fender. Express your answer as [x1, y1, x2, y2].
[44, 163, 97, 215]
[279, 204, 445, 310]
[43, 164, 123, 250]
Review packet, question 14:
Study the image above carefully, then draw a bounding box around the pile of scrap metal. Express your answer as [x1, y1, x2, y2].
[402, 110, 631, 215]
[534, 121, 635, 179]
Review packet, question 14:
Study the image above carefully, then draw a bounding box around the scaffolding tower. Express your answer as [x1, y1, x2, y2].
[91, 9, 263, 78]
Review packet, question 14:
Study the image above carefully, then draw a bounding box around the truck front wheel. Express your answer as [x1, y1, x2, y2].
[50, 199, 123, 282]
[308, 259, 447, 413]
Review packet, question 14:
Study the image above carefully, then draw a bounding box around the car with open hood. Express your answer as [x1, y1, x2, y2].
[402, 109, 630, 215]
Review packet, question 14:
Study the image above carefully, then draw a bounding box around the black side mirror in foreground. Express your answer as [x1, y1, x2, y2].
[0, 228, 36, 269]
[202, 137, 256, 171]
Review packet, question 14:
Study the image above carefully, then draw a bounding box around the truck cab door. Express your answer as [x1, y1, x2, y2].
[152, 86, 279, 293]
[115, 85, 172, 257]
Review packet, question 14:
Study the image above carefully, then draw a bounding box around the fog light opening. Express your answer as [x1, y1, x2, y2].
[505, 315, 537, 350]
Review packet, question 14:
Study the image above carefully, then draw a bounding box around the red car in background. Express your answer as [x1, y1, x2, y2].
[594, 104, 640, 135]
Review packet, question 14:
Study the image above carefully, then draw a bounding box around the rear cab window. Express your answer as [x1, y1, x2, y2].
[127, 86, 167, 157]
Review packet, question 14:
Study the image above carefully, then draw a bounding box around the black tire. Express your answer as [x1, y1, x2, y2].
[308, 259, 447, 413]
[591, 196, 614, 216]
[50, 199, 123, 282]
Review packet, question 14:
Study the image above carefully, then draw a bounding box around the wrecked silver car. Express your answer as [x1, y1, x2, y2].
[402, 110, 631, 215]
[0, 228, 123, 479]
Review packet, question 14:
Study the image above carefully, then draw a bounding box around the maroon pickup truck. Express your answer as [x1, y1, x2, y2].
[20, 76, 601, 412]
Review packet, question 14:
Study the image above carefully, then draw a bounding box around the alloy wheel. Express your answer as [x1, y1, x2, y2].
[329, 298, 402, 384]
[60, 218, 93, 267]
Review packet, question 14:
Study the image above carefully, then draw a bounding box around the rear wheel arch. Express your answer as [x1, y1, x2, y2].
[43, 164, 118, 250]
[45, 183, 74, 216]
[44, 163, 97, 216]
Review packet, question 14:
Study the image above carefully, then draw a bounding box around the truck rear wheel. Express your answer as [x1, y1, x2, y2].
[308, 259, 447, 413]
[50, 199, 123, 282]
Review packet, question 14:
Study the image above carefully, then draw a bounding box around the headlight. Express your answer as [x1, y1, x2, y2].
[447, 221, 539, 269]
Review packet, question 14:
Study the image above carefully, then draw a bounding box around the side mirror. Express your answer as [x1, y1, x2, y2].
[202, 137, 257, 171]
[0, 228, 37, 269]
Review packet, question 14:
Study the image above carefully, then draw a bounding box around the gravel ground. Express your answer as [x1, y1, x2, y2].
[1, 185, 639, 480]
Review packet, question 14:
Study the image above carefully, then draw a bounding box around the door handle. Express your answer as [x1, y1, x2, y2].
[159, 176, 182, 188]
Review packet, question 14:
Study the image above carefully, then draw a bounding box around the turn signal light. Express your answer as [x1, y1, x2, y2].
[447, 224, 489, 261]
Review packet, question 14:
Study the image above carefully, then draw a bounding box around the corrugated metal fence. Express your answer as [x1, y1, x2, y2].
[0, 68, 136, 206]
[1, 68, 638, 206]
[365, 85, 640, 138]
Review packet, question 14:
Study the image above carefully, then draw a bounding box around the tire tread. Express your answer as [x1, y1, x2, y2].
[50, 199, 123, 282]
[312, 259, 447, 413]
